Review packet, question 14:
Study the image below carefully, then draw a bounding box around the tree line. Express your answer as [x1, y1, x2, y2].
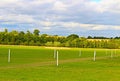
[0, 29, 119, 49]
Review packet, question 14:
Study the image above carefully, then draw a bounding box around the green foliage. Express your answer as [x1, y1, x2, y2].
[45, 42, 53, 46]
[53, 41, 61, 47]
[33, 29, 40, 36]
[66, 34, 79, 41]
[0, 29, 120, 48]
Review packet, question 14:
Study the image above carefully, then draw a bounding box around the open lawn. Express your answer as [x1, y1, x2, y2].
[0, 45, 120, 81]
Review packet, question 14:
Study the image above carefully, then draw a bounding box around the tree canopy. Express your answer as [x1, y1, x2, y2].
[0, 29, 119, 49]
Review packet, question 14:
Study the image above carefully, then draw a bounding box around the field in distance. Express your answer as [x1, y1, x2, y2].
[0, 45, 120, 81]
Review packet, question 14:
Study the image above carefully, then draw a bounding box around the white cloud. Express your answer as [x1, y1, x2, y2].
[91, 25, 109, 30]
[40, 21, 54, 27]
[0, 14, 35, 24]
[43, 27, 51, 30]
[52, 1, 68, 11]
[0, 27, 5, 32]
[31, 0, 55, 5]
[89, 0, 120, 13]
[62, 22, 80, 28]
[114, 26, 120, 30]
[0, 0, 120, 36]
[55, 22, 120, 31]
[0, 0, 18, 4]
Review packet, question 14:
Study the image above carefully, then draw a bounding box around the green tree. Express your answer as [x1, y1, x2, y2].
[88, 36, 92, 39]
[66, 34, 79, 41]
[33, 29, 40, 36]
[45, 42, 53, 46]
[25, 30, 33, 45]
[53, 42, 61, 47]
[18, 31, 25, 45]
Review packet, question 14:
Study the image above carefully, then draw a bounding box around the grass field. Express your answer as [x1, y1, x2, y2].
[0, 45, 120, 81]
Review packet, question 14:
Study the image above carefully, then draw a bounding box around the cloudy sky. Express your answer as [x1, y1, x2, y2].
[0, 0, 120, 37]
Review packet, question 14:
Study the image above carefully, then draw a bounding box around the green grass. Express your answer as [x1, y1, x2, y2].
[0, 45, 120, 81]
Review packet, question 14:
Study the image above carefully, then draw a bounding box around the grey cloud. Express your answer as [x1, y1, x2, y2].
[0, 0, 120, 37]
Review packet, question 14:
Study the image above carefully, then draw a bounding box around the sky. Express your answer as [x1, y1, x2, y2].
[0, 0, 120, 37]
